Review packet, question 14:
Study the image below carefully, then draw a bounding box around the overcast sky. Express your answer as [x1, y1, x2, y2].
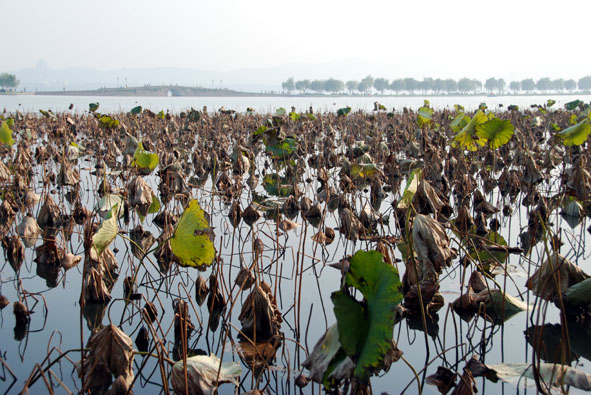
[2, 0, 590, 81]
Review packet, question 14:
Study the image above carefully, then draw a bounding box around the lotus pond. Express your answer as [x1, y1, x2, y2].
[1, 100, 591, 394]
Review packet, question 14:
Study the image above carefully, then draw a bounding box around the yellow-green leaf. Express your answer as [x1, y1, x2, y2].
[92, 204, 118, 257]
[133, 142, 159, 172]
[170, 200, 216, 268]
[475, 118, 515, 149]
[558, 119, 591, 146]
[0, 121, 15, 146]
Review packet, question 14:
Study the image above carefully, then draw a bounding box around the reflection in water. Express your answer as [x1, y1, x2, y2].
[526, 320, 591, 365]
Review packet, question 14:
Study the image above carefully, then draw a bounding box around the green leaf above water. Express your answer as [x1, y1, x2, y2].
[263, 173, 291, 197]
[130, 105, 143, 115]
[265, 137, 297, 161]
[92, 204, 118, 257]
[170, 199, 216, 268]
[276, 107, 286, 116]
[148, 194, 161, 214]
[98, 115, 120, 129]
[417, 105, 433, 128]
[337, 107, 351, 117]
[565, 99, 582, 111]
[475, 118, 515, 149]
[133, 142, 159, 172]
[89, 102, 99, 112]
[557, 119, 591, 146]
[0, 121, 15, 146]
[547, 99, 556, 108]
[332, 250, 403, 380]
[451, 110, 488, 151]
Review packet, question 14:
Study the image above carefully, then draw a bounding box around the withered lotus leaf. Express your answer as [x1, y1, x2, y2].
[17, 215, 41, 248]
[77, 324, 134, 392]
[526, 253, 590, 301]
[170, 354, 241, 395]
[412, 214, 456, 279]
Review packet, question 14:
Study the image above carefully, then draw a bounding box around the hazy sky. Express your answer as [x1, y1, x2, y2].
[3, 0, 590, 80]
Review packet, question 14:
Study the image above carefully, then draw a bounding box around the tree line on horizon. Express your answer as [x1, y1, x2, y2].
[281, 75, 591, 95]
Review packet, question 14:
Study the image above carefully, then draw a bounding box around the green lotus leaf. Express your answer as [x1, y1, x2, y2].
[558, 119, 591, 146]
[450, 113, 470, 133]
[337, 107, 351, 117]
[133, 142, 159, 172]
[170, 199, 216, 268]
[565, 99, 582, 111]
[547, 99, 556, 108]
[276, 107, 286, 116]
[417, 105, 433, 127]
[0, 121, 15, 146]
[265, 137, 297, 161]
[89, 102, 100, 112]
[130, 105, 143, 115]
[332, 250, 403, 380]
[476, 118, 515, 149]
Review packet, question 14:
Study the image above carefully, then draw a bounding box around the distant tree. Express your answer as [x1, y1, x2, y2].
[403, 78, 419, 93]
[509, 81, 521, 92]
[484, 78, 497, 93]
[551, 78, 565, 92]
[390, 79, 405, 93]
[433, 78, 445, 93]
[295, 79, 310, 92]
[358, 75, 374, 94]
[473, 79, 483, 92]
[565, 79, 577, 91]
[458, 78, 474, 93]
[282, 77, 295, 93]
[309, 80, 324, 93]
[346, 80, 359, 93]
[520, 78, 535, 92]
[0, 73, 18, 90]
[373, 78, 389, 94]
[497, 78, 506, 93]
[444, 79, 457, 93]
[578, 76, 591, 91]
[324, 78, 344, 93]
[536, 77, 552, 92]
[420, 78, 434, 93]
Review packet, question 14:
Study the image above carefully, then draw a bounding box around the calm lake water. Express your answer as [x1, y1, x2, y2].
[1, 96, 590, 394]
[1, 94, 591, 114]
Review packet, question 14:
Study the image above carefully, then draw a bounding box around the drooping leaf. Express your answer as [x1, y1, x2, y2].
[170, 199, 216, 268]
[0, 121, 15, 146]
[147, 194, 161, 214]
[397, 168, 421, 209]
[557, 119, 591, 146]
[133, 142, 159, 172]
[92, 205, 118, 257]
[253, 125, 268, 137]
[332, 250, 403, 379]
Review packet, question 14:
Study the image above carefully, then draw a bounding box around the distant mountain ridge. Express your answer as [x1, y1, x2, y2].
[10, 59, 410, 93]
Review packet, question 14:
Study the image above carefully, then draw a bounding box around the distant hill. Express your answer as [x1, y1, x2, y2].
[35, 85, 274, 97]
[11, 59, 405, 93]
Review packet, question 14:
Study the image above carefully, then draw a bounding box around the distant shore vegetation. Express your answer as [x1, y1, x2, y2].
[281, 75, 591, 95]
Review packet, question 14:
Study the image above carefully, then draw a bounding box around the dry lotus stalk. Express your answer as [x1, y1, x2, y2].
[526, 253, 589, 301]
[77, 324, 134, 392]
[412, 214, 456, 280]
[170, 354, 241, 395]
